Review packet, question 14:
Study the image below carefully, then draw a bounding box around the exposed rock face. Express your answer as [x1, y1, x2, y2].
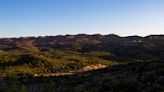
[80, 64, 107, 71]
[32, 64, 107, 77]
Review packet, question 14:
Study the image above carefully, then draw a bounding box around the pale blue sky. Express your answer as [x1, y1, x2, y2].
[0, 0, 164, 37]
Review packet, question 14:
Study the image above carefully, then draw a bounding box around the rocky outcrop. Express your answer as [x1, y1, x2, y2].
[80, 64, 107, 72]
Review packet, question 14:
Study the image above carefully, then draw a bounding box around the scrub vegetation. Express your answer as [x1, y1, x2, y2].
[0, 34, 164, 92]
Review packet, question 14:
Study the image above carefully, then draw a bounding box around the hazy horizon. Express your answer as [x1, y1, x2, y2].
[0, 0, 164, 37]
[0, 33, 164, 39]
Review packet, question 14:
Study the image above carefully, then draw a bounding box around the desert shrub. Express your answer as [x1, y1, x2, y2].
[111, 78, 140, 92]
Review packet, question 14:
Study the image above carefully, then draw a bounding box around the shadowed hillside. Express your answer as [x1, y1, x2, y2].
[0, 34, 164, 61]
[0, 61, 164, 92]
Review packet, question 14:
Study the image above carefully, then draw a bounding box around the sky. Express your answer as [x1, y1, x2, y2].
[0, 0, 164, 37]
